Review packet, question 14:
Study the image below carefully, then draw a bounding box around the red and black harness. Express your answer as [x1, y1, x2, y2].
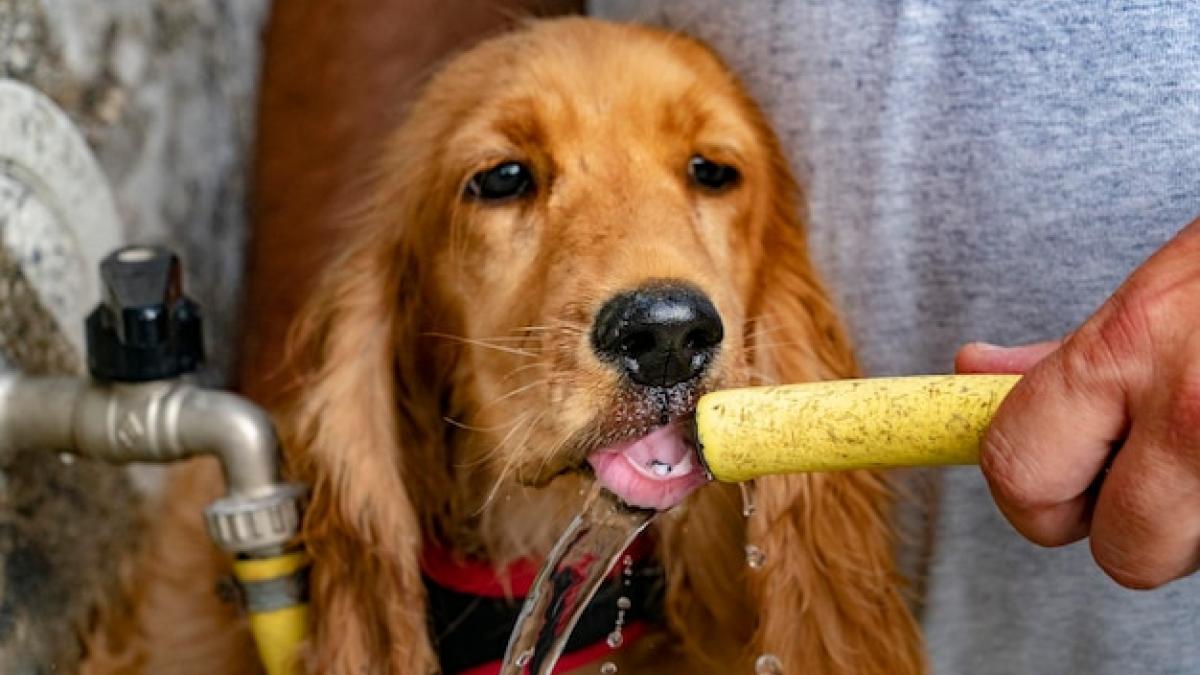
[421, 540, 663, 674]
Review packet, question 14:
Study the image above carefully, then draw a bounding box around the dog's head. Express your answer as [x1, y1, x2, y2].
[290, 18, 851, 537]
[427, 19, 787, 511]
[286, 18, 922, 675]
[356, 18, 840, 514]
[290, 15, 854, 540]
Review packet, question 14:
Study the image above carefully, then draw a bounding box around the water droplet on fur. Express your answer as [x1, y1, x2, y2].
[600, 662, 618, 674]
[514, 649, 533, 667]
[755, 654, 783, 674]
[606, 630, 624, 648]
[616, 596, 631, 610]
[745, 544, 766, 570]
[58, 452, 75, 465]
[739, 481, 756, 517]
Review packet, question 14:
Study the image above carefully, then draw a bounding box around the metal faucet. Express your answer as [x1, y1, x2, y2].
[0, 245, 308, 674]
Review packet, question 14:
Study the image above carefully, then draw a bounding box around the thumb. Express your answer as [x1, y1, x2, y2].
[955, 340, 1062, 374]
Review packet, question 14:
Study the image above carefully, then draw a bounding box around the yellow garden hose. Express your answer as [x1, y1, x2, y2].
[232, 550, 311, 675]
[695, 374, 1021, 481]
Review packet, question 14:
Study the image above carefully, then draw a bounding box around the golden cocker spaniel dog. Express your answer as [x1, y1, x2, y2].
[88, 17, 925, 675]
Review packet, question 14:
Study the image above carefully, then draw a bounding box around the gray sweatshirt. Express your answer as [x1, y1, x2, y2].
[591, 2, 1200, 673]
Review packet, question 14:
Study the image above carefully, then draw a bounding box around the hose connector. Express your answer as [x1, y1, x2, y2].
[206, 483, 308, 555]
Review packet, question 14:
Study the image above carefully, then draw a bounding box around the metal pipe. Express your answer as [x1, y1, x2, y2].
[0, 374, 77, 455]
[0, 373, 278, 496]
[0, 372, 305, 555]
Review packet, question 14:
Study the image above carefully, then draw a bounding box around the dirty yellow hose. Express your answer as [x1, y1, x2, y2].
[232, 551, 311, 675]
[695, 374, 1021, 482]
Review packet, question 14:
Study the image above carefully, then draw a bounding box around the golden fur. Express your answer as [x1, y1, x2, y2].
[86, 17, 925, 675]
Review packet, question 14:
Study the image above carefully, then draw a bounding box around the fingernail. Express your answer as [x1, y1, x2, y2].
[970, 341, 1008, 352]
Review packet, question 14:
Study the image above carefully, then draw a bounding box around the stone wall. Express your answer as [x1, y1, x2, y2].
[0, 1, 268, 671]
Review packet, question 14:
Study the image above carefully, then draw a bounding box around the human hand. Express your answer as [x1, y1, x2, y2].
[956, 217, 1200, 589]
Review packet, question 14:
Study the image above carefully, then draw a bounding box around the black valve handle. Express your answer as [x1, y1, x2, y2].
[85, 245, 204, 382]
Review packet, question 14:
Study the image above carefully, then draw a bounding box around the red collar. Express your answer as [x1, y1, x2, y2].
[420, 538, 657, 674]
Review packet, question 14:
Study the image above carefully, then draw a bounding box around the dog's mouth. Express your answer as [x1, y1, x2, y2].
[586, 423, 708, 511]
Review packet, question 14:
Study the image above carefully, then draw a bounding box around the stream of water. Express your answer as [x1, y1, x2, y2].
[499, 486, 657, 675]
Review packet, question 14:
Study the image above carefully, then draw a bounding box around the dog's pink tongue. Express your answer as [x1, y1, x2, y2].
[618, 425, 692, 467]
[586, 425, 708, 511]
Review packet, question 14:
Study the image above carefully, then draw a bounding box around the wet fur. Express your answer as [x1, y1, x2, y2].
[87, 18, 924, 675]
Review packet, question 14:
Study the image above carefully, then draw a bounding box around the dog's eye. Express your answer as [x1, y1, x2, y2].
[465, 162, 534, 201]
[688, 155, 740, 191]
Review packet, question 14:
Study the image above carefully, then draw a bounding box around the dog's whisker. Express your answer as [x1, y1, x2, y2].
[474, 463, 517, 517]
[478, 378, 550, 412]
[498, 361, 547, 384]
[514, 411, 562, 502]
[540, 424, 582, 480]
[457, 411, 536, 471]
[744, 340, 809, 354]
[426, 331, 545, 349]
[422, 332, 541, 357]
[474, 410, 548, 516]
[515, 323, 586, 336]
[455, 335, 543, 343]
[747, 366, 781, 386]
[442, 415, 514, 433]
[745, 320, 791, 340]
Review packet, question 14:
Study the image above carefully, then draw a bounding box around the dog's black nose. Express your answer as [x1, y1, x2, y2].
[591, 283, 724, 387]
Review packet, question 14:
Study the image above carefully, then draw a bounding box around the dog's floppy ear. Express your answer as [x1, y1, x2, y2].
[744, 142, 927, 674]
[283, 163, 447, 673]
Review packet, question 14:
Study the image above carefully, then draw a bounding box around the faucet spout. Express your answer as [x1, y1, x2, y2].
[171, 386, 283, 499]
[0, 373, 305, 555]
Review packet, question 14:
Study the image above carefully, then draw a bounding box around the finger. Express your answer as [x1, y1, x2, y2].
[979, 341, 1130, 547]
[955, 340, 1062, 374]
[993, 492, 1094, 547]
[1089, 397, 1200, 589]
